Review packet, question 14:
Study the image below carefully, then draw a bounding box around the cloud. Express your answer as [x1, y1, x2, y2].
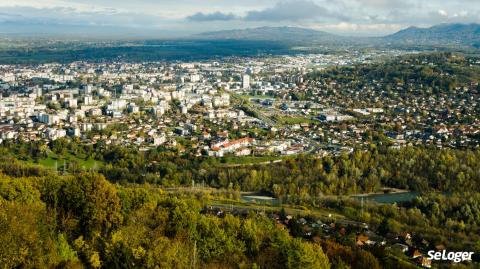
[320, 22, 403, 36]
[244, 0, 338, 22]
[1, 0, 480, 36]
[187, 11, 237, 22]
[350, 0, 411, 9]
[438, 9, 448, 17]
[0, 5, 161, 27]
[184, 1, 347, 23]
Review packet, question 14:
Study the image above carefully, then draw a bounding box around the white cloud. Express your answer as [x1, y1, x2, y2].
[244, 0, 336, 22]
[438, 9, 448, 17]
[319, 22, 403, 36]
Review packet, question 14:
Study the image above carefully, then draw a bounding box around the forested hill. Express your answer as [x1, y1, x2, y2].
[2, 139, 480, 203]
[0, 171, 334, 268]
[0, 143, 480, 268]
[383, 23, 480, 48]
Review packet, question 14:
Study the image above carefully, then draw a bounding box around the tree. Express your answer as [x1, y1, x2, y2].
[56, 173, 123, 237]
[351, 249, 380, 269]
[281, 238, 330, 269]
[0, 201, 59, 268]
[377, 218, 400, 236]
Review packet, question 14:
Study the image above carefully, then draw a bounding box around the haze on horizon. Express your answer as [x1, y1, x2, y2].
[0, 0, 479, 38]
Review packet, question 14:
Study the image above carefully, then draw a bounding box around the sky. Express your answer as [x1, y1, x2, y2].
[0, 0, 479, 37]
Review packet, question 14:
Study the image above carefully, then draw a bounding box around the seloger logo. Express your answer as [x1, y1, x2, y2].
[428, 250, 474, 263]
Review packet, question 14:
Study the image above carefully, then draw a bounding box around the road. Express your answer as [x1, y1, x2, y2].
[234, 93, 324, 151]
[206, 202, 368, 228]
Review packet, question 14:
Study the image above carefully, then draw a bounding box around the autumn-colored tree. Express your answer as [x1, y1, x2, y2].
[56, 173, 123, 237]
[0, 201, 59, 268]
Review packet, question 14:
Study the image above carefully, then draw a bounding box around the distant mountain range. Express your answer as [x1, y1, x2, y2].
[196, 26, 341, 43]
[0, 22, 479, 51]
[197, 23, 480, 49]
[383, 23, 480, 48]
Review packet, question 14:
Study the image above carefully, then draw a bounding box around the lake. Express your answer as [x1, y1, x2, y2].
[354, 192, 419, 204]
[241, 194, 281, 206]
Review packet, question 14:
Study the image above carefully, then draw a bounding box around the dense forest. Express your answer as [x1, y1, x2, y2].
[0, 169, 363, 269]
[0, 149, 479, 268]
[3, 140, 479, 202]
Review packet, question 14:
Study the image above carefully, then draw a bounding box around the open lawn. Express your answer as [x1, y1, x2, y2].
[275, 116, 317, 125]
[33, 153, 103, 171]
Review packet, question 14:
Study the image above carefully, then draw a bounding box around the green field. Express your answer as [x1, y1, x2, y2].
[275, 116, 317, 125]
[34, 153, 102, 171]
